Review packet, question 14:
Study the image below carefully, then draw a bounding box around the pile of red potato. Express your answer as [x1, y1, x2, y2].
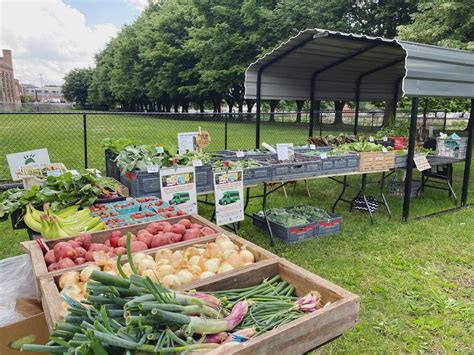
[44, 218, 216, 271]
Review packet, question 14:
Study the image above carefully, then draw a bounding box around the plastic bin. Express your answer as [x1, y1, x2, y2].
[195, 165, 213, 193]
[313, 214, 343, 236]
[242, 164, 273, 186]
[270, 160, 322, 181]
[105, 149, 121, 181]
[120, 171, 161, 198]
[388, 180, 421, 198]
[111, 200, 141, 215]
[394, 155, 407, 168]
[436, 137, 467, 159]
[252, 213, 315, 244]
[319, 155, 360, 174]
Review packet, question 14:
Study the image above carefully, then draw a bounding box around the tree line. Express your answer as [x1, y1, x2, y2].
[62, 0, 472, 118]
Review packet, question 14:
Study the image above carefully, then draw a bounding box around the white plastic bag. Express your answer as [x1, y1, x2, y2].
[0, 254, 39, 327]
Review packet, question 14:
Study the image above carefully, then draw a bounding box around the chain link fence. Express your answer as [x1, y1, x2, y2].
[0, 110, 469, 182]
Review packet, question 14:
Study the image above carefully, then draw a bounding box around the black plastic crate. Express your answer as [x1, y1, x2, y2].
[294, 146, 333, 153]
[120, 171, 161, 197]
[388, 180, 421, 198]
[242, 163, 273, 186]
[313, 214, 343, 236]
[252, 213, 315, 244]
[394, 155, 407, 168]
[270, 160, 322, 181]
[213, 150, 277, 161]
[105, 149, 121, 181]
[319, 155, 360, 174]
[195, 165, 213, 193]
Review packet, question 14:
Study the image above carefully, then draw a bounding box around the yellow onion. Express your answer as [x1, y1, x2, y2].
[155, 248, 173, 262]
[219, 240, 237, 252]
[215, 234, 231, 245]
[79, 264, 101, 283]
[204, 258, 220, 273]
[184, 247, 201, 259]
[62, 284, 82, 297]
[176, 269, 194, 285]
[161, 274, 180, 288]
[141, 269, 159, 283]
[156, 264, 174, 278]
[225, 251, 245, 269]
[170, 250, 185, 268]
[188, 255, 201, 266]
[187, 264, 202, 276]
[200, 271, 215, 279]
[217, 262, 234, 274]
[138, 258, 156, 273]
[59, 271, 80, 289]
[205, 242, 222, 258]
[243, 262, 254, 266]
[240, 249, 255, 263]
[121, 263, 133, 277]
[132, 252, 148, 264]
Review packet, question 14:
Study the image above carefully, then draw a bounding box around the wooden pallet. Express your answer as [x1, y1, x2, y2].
[22, 214, 227, 278]
[38, 233, 278, 330]
[359, 151, 395, 172]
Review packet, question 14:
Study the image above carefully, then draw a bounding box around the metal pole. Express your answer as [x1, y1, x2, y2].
[354, 80, 361, 135]
[224, 113, 228, 150]
[443, 109, 448, 132]
[255, 70, 262, 149]
[392, 76, 403, 121]
[309, 80, 315, 137]
[461, 99, 474, 206]
[83, 112, 88, 169]
[402, 97, 419, 222]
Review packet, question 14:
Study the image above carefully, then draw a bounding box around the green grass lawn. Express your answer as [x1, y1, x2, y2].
[0, 113, 473, 352]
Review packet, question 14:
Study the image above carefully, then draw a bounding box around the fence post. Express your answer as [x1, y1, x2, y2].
[443, 109, 447, 132]
[224, 114, 228, 150]
[83, 112, 88, 169]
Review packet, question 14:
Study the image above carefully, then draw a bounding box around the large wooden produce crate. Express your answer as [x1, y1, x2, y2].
[194, 259, 360, 354]
[359, 151, 395, 172]
[37, 233, 278, 331]
[22, 214, 225, 278]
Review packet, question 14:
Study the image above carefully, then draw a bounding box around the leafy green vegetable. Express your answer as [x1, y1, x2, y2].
[115, 145, 164, 172]
[287, 205, 332, 221]
[376, 120, 409, 138]
[101, 138, 140, 153]
[256, 208, 310, 227]
[333, 142, 392, 153]
[212, 159, 263, 170]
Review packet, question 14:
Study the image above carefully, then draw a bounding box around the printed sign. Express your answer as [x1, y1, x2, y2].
[214, 170, 244, 226]
[6, 148, 50, 180]
[177, 132, 198, 155]
[413, 154, 431, 172]
[147, 165, 159, 173]
[196, 129, 211, 148]
[309, 144, 316, 150]
[155, 146, 164, 154]
[320, 152, 328, 159]
[276, 143, 294, 161]
[160, 166, 197, 214]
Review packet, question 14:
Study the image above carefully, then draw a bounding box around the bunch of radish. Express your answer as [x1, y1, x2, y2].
[43, 218, 216, 272]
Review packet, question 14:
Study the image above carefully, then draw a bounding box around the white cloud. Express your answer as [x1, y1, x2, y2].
[128, 0, 148, 11]
[0, 0, 118, 85]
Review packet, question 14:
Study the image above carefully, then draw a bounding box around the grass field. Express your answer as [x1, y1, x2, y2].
[0, 113, 473, 353]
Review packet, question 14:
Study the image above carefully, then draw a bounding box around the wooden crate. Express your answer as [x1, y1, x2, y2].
[359, 151, 395, 172]
[194, 259, 360, 354]
[23, 214, 226, 278]
[38, 233, 279, 330]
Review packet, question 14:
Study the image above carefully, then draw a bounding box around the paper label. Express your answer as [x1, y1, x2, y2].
[160, 166, 198, 214]
[276, 143, 294, 161]
[236, 151, 245, 158]
[320, 152, 328, 159]
[177, 132, 198, 155]
[155, 146, 164, 154]
[147, 165, 159, 173]
[413, 154, 431, 171]
[214, 170, 244, 226]
[309, 144, 316, 150]
[382, 147, 388, 153]
[47, 169, 62, 177]
[369, 136, 374, 142]
[383, 136, 388, 142]
[192, 159, 203, 167]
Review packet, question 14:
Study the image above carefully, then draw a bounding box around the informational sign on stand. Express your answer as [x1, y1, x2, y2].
[160, 166, 198, 214]
[6, 148, 50, 180]
[276, 143, 294, 161]
[214, 170, 244, 226]
[177, 132, 198, 155]
[413, 154, 431, 171]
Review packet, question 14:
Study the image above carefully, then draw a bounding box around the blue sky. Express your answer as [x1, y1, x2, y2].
[64, 0, 142, 28]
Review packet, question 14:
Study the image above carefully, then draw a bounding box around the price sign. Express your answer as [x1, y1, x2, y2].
[276, 143, 294, 161]
[47, 169, 62, 177]
[382, 147, 388, 153]
[320, 152, 328, 159]
[369, 136, 375, 142]
[147, 165, 159, 173]
[196, 127, 211, 148]
[413, 154, 431, 171]
[236, 151, 245, 158]
[178, 132, 198, 155]
[192, 159, 203, 167]
[309, 144, 316, 150]
[155, 146, 164, 154]
[383, 136, 388, 142]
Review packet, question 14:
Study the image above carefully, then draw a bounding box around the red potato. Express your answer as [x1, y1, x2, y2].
[109, 236, 120, 248]
[178, 218, 192, 229]
[108, 251, 116, 258]
[44, 250, 56, 265]
[67, 240, 81, 249]
[75, 247, 87, 258]
[118, 234, 137, 247]
[75, 257, 86, 265]
[146, 222, 161, 235]
[104, 239, 111, 247]
[57, 258, 75, 269]
[176, 210, 185, 216]
[171, 224, 186, 235]
[47, 263, 58, 272]
[89, 243, 109, 252]
[151, 234, 170, 248]
[183, 229, 202, 241]
[53, 242, 69, 260]
[138, 231, 154, 247]
[85, 251, 95, 262]
[165, 232, 182, 243]
[200, 227, 215, 236]
[130, 241, 148, 252]
[137, 229, 150, 238]
[190, 223, 203, 229]
[74, 233, 92, 250]
[110, 230, 122, 239]
[114, 247, 126, 256]
[160, 222, 173, 233]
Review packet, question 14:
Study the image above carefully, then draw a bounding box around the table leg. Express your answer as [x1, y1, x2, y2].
[332, 175, 347, 213]
[262, 183, 275, 246]
[244, 187, 251, 212]
[380, 172, 392, 218]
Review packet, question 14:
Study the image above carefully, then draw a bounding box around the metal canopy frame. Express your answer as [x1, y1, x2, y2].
[246, 29, 474, 222]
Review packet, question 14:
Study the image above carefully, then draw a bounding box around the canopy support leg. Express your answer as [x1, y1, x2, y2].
[461, 99, 474, 206]
[402, 97, 419, 222]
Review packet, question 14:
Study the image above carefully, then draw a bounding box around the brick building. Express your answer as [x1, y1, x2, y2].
[0, 49, 21, 103]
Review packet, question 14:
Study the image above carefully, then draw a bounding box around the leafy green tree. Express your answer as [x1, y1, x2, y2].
[88, 40, 118, 109]
[62, 68, 93, 106]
